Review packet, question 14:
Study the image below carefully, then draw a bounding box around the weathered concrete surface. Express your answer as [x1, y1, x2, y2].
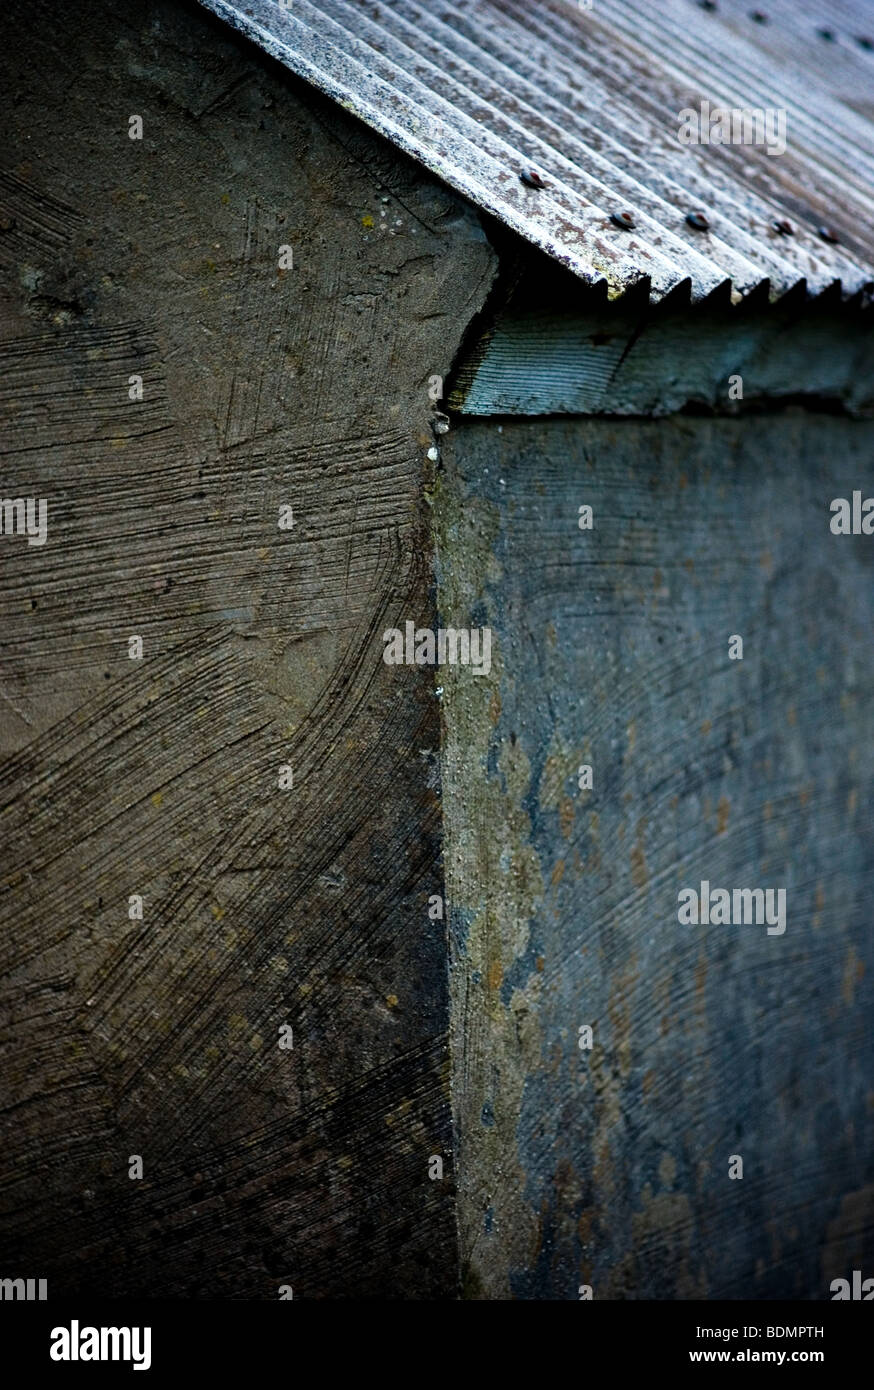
[0, 0, 495, 1297]
[436, 412, 874, 1299]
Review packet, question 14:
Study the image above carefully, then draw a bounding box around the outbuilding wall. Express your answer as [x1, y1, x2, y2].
[0, 0, 494, 1298]
[437, 412, 874, 1298]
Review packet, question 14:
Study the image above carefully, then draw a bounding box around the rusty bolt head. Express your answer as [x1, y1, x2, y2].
[0, 215, 15, 233]
[519, 169, 546, 189]
[686, 211, 710, 231]
[818, 225, 840, 244]
[771, 218, 794, 235]
[610, 210, 636, 230]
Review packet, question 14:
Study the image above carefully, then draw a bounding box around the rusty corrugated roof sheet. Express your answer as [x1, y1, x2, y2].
[198, 0, 874, 305]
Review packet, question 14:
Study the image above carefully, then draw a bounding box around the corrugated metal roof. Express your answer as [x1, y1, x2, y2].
[198, 0, 874, 305]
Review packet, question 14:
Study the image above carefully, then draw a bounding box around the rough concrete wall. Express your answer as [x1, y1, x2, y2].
[436, 413, 874, 1299]
[0, 0, 495, 1296]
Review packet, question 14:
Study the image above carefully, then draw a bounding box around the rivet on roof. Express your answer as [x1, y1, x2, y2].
[816, 28, 836, 42]
[686, 211, 710, 231]
[818, 226, 841, 244]
[519, 169, 547, 189]
[772, 219, 794, 235]
[750, 10, 769, 23]
[610, 211, 636, 230]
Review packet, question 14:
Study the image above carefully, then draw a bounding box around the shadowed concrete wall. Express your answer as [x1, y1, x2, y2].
[0, 0, 494, 1297]
[436, 413, 874, 1299]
